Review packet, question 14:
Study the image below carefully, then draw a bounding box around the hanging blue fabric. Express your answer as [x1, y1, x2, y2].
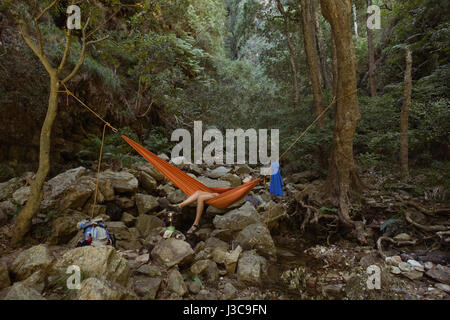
[269, 161, 284, 196]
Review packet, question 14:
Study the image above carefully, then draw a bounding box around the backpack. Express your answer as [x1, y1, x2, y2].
[76, 219, 116, 248]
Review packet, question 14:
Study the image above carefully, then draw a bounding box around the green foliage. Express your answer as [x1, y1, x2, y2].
[143, 127, 174, 156]
[78, 127, 139, 167]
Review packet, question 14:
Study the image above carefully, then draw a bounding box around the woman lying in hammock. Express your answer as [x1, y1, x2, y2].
[158, 176, 254, 235]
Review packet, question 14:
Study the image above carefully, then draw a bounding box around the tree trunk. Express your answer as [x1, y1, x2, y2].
[12, 75, 60, 244]
[367, 0, 377, 96]
[320, 0, 361, 226]
[311, 0, 332, 90]
[331, 36, 338, 98]
[400, 47, 412, 181]
[275, 0, 300, 106]
[300, 0, 324, 127]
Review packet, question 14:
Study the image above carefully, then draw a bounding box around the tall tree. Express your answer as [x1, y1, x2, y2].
[320, 0, 362, 227]
[12, 1, 108, 244]
[275, 0, 300, 106]
[311, 0, 332, 90]
[299, 0, 323, 126]
[366, 0, 377, 96]
[400, 46, 412, 181]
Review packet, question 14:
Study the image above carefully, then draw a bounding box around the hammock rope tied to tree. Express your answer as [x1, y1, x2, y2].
[58, 85, 357, 212]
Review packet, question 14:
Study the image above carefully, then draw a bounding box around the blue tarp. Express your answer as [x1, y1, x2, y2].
[269, 161, 284, 196]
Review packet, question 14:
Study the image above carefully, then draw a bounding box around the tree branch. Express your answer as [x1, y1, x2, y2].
[57, 28, 72, 75]
[19, 24, 55, 75]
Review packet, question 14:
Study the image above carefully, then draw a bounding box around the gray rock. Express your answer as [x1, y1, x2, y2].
[435, 283, 450, 293]
[4, 283, 45, 300]
[0, 200, 16, 216]
[48, 211, 86, 244]
[135, 193, 159, 215]
[121, 212, 136, 227]
[398, 262, 412, 272]
[136, 214, 165, 236]
[225, 245, 242, 274]
[213, 202, 261, 231]
[190, 260, 219, 284]
[235, 165, 251, 175]
[205, 237, 229, 251]
[12, 186, 30, 206]
[207, 166, 231, 179]
[219, 173, 241, 187]
[407, 259, 424, 272]
[222, 282, 237, 300]
[402, 270, 423, 281]
[134, 163, 165, 182]
[106, 221, 133, 241]
[0, 177, 24, 201]
[11, 244, 54, 281]
[60, 177, 95, 210]
[98, 179, 115, 201]
[196, 177, 231, 189]
[385, 255, 402, 266]
[133, 276, 161, 300]
[235, 223, 276, 259]
[46, 167, 87, 200]
[187, 280, 202, 294]
[167, 189, 187, 204]
[0, 262, 11, 290]
[158, 183, 175, 196]
[390, 266, 401, 275]
[139, 171, 158, 193]
[78, 278, 136, 300]
[99, 170, 138, 193]
[425, 264, 450, 285]
[167, 269, 187, 296]
[54, 246, 130, 286]
[115, 197, 135, 210]
[151, 238, 194, 267]
[237, 250, 267, 285]
[136, 264, 161, 277]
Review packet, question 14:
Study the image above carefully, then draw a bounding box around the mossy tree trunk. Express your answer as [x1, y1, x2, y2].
[299, 0, 324, 127]
[319, 0, 362, 227]
[400, 46, 412, 181]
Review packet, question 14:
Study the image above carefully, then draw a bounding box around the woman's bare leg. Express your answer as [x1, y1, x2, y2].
[178, 191, 200, 208]
[189, 193, 219, 233]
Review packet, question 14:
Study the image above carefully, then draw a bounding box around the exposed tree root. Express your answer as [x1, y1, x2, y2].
[377, 236, 417, 259]
[404, 211, 450, 232]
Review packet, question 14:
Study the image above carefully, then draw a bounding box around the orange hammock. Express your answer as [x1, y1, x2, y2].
[121, 135, 260, 209]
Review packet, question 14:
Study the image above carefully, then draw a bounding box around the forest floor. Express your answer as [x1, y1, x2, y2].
[0, 162, 448, 300]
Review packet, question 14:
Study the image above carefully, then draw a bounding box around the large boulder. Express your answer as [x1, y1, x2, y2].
[0, 177, 24, 201]
[425, 264, 450, 285]
[138, 171, 158, 194]
[134, 276, 161, 300]
[133, 163, 165, 182]
[11, 244, 54, 281]
[12, 186, 30, 206]
[0, 209, 7, 227]
[46, 167, 87, 200]
[48, 211, 86, 244]
[78, 278, 136, 300]
[135, 193, 159, 215]
[235, 223, 276, 260]
[196, 177, 231, 189]
[213, 202, 261, 231]
[190, 260, 219, 285]
[207, 166, 231, 179]
[136, 214, 165, 236]
[4, 283, 45, 300]
[151, 238, 194, 267]
[167, 189, 187, 204]
[237, 250, 267, 285]
[167, 268, 187, 296]
[54, 246, 130, 286]
[219, 173, 241, 187]
[99, 170, 138, 193]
